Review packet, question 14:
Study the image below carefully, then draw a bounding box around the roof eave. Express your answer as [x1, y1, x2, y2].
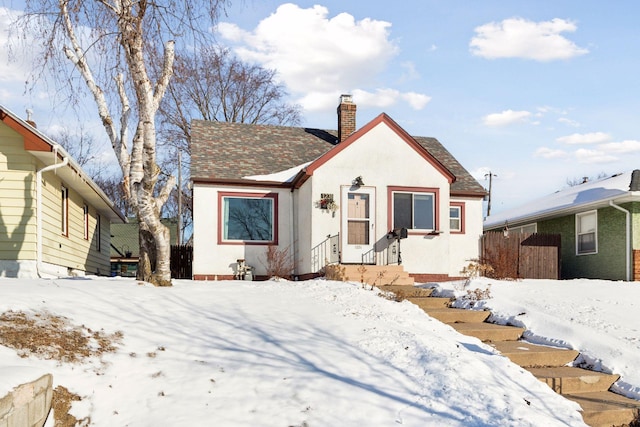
[484, 192, 640, 230]
[1, 105, 126, 223]
[192, 177, 294, 188]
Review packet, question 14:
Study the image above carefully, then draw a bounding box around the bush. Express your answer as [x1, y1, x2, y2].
[261, 245, 295, 280]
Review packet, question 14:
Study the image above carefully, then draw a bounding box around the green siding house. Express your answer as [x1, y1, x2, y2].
[484, 171, 640, 281]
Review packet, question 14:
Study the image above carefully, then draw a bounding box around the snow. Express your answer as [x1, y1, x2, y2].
[484, 171, 636, 229]
[244, 161, 312, 183]
[1, 276, 635, 426]
[435, 277, 640, 400]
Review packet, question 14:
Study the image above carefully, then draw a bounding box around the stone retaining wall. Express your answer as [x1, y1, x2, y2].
[0, 374, 52, 427]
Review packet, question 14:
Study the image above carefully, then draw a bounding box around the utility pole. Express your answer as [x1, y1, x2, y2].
[177, 150, 183, 246]
[484, 172, 497, 217]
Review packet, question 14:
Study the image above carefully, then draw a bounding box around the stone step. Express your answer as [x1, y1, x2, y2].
[424, 308, 491, 324]
[339, 265, 414, 286]
[527, 367, 619, 394]
[407, 296, 451, 309]
[564, 391, 640, 427]
[450, 322, 525, 342]
[377, 285, 433, 299]
[490, 341, 579, 368]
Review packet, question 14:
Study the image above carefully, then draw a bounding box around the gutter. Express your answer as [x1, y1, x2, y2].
[36, 145, 69, 278]
[484, 193, 638, 231]
[609, 200, 631, 281]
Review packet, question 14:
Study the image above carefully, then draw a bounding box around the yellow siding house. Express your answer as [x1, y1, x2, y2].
[0, 106, 126, 278]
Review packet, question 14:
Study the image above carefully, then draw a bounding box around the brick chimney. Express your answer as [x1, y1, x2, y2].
[337, 94, 356, 143]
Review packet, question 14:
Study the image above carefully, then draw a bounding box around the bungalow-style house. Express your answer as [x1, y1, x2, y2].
[484, 171, 640, 281]
[110, 218, 179, 277]
[0, 105, 126, 278]
[191, 95, 486, 281]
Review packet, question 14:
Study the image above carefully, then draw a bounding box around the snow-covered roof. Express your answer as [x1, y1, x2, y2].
[243, 160, 312, 183]
[484, 170, 640, 229]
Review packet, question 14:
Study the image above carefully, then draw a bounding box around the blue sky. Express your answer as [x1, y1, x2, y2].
[2, 1, 640, 216]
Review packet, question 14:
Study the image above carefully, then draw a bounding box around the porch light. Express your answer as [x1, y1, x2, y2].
[353, 176, 364, 187]
[503, 221, 509, 238]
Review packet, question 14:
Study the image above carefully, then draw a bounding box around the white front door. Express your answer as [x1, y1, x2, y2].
[341, 186, 376, 263]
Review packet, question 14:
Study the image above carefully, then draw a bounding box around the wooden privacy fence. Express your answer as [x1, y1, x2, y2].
[481, 232, 561, 279]
[171, 245, 193, 279]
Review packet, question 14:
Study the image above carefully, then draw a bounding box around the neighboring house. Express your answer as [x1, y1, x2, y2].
[484, 171, 640, 281]
[0, 105, 126, 278]
[191, 95, 486, 282]
[110, 218, 179, 277]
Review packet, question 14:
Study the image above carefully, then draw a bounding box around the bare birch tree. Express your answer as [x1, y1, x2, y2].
[13, 0, 228, 286]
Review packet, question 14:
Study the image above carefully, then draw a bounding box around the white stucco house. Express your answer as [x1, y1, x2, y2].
[191, 95, 486, 282]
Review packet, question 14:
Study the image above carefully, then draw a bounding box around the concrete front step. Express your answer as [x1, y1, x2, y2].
[407, 296, 451, 309]
[450, 322, 525, 342]
[564, 391, 640, 427]
[490, 341, 579, 368]
[377, 285, 433, 298]
[527, 367, 620, 394]
[424, 307, 491, 324]
[340, 265, 414, 286]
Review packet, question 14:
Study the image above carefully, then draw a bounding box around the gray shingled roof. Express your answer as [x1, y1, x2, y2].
[191, 119, 486, 195]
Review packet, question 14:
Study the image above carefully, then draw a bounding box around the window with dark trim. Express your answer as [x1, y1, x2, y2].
[576, 210, 597, 255]
[83, 204, 90, 240]
[390, 187, 437, 232]
[219, 192, 278, 244]
[392, 191, 436, 231]
[61, 186, 69, 236]
[96, 214, 101, 251]
[449, 202, 464, 234]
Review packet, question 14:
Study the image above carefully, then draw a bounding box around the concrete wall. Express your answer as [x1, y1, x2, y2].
[0, 374, 52, 427]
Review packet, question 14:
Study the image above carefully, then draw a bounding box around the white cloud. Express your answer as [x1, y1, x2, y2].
[218, 4, 397, 92]
[535, 147, 568, 159]
[598, 140, 640, 154]
[557, 117, 580, 127]
[470, 17, 589, 61]
[217, 4, 427, 112]
[557, 132, 611, 145]
[575, 148, 617, 164]
[483, 109, 532, 127]
[401, 92, 431, 110]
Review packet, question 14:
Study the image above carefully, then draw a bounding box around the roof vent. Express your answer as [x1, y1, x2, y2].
[630, 169, 640, 191]
[26, 109, 36, 128]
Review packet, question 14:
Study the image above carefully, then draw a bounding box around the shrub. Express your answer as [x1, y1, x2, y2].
[261, 245, 295, 280]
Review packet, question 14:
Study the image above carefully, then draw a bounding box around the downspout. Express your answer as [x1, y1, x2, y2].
[36, 145, 68, 278]
[290, 187, 297, 279]
[609, 200, 631, 281]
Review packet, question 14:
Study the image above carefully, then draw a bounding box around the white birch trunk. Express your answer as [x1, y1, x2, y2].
[60, 0, 176, 286]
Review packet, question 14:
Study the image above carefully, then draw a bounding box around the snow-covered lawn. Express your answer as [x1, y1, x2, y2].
[1, 276, 635, 426]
